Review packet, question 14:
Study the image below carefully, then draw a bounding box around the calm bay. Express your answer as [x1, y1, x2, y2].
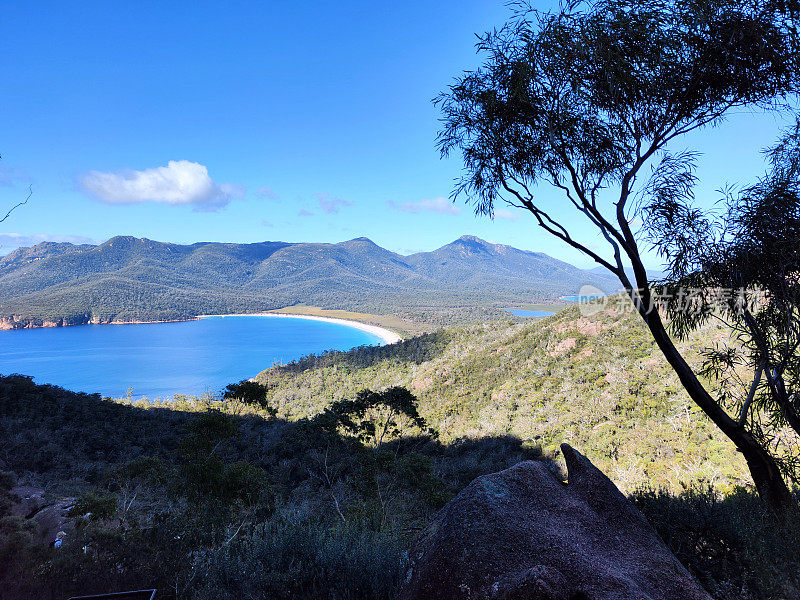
[0, 315, 385, 399]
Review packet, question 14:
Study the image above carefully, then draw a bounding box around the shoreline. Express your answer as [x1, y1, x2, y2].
[0, 313, 404, 344]
[0, 317, 194, 331]
[198, 312, 403, 345]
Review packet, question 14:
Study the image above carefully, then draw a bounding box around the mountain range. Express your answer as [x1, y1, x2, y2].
[0, 235, 619, 328]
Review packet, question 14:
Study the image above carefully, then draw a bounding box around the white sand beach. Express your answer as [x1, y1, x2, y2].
[198, 312, 403, 345]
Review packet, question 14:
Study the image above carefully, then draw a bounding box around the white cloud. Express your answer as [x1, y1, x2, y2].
[0, 233, 98, 254]
[80, 160, 243, 212]
[494, 208, 520, 221]
[391, 196, 461, 215]
[315, 192, 353, 215]
[257, 186, 279, 201]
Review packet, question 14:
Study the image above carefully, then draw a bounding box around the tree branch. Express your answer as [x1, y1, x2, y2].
[500, 180, 621, 274]
[739, 362, 764, 428]
[0, 185, 31, 223]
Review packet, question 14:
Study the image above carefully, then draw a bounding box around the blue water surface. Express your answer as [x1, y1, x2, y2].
[503, 309, 555, 317]
[0, 316, 384, 399]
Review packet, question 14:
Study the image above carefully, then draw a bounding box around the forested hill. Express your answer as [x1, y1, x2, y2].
[0, 235, 617, 327]
[3, 304, 793, 598]
[255, 302, 748, 494]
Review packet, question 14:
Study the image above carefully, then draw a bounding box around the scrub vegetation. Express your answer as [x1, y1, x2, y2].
[2, 304, 798, 599]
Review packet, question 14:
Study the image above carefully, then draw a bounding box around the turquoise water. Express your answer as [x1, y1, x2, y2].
[503, 309, 555, 317]
[0, 316, 384, 399]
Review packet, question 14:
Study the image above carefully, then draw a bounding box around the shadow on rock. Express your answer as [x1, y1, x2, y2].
[399, 443, 712, 600]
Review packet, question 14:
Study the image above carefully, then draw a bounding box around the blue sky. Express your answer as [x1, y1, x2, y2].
[0, 1, 790, 268]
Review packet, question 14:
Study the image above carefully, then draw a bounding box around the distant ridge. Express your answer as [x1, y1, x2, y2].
[587, 265, 664, 282]
[0, 235, 619, 328]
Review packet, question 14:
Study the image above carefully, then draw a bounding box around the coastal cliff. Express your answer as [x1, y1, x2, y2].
[0, 314, 192, 330]
[0, 314, 92, 330]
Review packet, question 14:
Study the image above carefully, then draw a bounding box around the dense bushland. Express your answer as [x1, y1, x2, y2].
[0, 375, 540, 599]
[2, 304, 799, 598]
[260, 304, 753, 493]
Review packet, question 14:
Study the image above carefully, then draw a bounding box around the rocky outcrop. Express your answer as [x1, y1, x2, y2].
[0, 314, 93, 330]
[0, 314, 193, 330]
[10, 485, 76, 546]
[399, 444, 711, 600]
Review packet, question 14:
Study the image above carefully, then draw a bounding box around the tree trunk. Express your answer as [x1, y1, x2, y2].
[640, 309, 798, 515]
[738, 441, 798, 513]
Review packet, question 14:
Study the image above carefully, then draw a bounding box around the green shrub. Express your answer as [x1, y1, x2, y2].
[223, 380, 277, 416]
[187, 519, 407, 600]
[69, 492, 118, 521]
[634, 486, 800, 599]
[393, 452, 446, 508]
[0, 471, 39, 576]
[222, 461, 274, 512]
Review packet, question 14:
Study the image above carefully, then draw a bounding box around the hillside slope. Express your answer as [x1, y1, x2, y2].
[257, 303, 749, 493]
[0, 235, 618, 327]
[3, 306, 797, 599]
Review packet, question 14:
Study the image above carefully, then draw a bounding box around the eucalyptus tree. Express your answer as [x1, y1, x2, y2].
[649, 126, 800, 496]
[314, 386, 432, 447]
[437, 0, 800, 510]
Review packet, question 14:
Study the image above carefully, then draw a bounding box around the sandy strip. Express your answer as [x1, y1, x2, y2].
[197, 312, 403, 345]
